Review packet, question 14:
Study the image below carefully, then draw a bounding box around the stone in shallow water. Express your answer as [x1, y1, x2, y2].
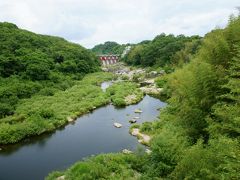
[114, 122, 122, 128]
[134, 109, 143, 113]
[129, 119, 137, 123]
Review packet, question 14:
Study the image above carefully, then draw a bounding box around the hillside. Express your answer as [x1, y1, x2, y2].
[0, 22, 100, 78]
[0, 22, 100, 121]
[123, 33, 202, 70]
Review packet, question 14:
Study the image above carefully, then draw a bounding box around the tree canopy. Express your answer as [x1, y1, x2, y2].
[123, 33, 201, 68]
[91, 41, 128, 55]
[0, 22, 101, 118]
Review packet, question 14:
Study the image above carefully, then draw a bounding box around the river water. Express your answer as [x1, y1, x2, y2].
[0, 92, 166, 180]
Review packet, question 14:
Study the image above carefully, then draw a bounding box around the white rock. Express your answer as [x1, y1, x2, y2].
[131, 128, 151, 144]
[67, 117, 74, 122]
[135, 109, 142, 113]
[145, 149, 152, 154]
[122, 149, 132, 154]
[114, 122, 122, 128]
[133, 117, 140, 119]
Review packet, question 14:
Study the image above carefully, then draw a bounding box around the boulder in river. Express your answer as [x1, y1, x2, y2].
[129, 119, 137, 123]
[134, 109, 143, 113]
[114, 122, 122, 128]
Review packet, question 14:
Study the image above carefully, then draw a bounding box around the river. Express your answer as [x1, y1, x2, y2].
[0, 91, 166, 180]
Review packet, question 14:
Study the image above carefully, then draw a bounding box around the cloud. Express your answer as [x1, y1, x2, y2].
[0, 0, 239, 48]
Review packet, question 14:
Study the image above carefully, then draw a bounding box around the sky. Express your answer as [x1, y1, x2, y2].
[0, 0, 239, 48]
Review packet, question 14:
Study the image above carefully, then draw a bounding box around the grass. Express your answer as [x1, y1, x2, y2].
[0, 72, 114, 144]
[46, 153, 147, 180]
[106, 82, 144, 106]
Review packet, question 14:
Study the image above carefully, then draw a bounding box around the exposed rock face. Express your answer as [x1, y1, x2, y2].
[114, 122, 122, 128]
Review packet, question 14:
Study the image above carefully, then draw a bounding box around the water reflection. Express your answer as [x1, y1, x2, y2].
[0, 95, 166, 180]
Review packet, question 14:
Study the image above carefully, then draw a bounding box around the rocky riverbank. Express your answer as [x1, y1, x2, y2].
[102, 62, 166, 97]
[130, 128, 151, 145]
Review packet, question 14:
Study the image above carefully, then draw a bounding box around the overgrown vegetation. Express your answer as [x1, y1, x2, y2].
[123, 33, 201, 70]
[0, 22, 100, 118]
[47, 15, 240, 179]
[107, 82, 144, 106]
[47, 153, 147, 180]
[0, 72, 113, 144]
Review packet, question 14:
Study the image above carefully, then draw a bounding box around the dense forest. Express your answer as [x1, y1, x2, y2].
[91, 41, 128, 55]
[123, 34, 202, 71]
[0, 22, 103, 144]
[48, 15, 240, 179]
[0, 22, 100, 118]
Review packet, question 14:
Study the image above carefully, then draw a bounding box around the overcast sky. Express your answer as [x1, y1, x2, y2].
[0, 0, 239, 48]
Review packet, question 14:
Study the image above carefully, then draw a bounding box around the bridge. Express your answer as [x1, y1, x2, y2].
[98, 55, 120, 66]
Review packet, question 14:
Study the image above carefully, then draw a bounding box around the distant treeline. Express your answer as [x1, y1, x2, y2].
[91, 41, 129, 55]
[123, 33, 202, 68]
[92, 34, 202, 71]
